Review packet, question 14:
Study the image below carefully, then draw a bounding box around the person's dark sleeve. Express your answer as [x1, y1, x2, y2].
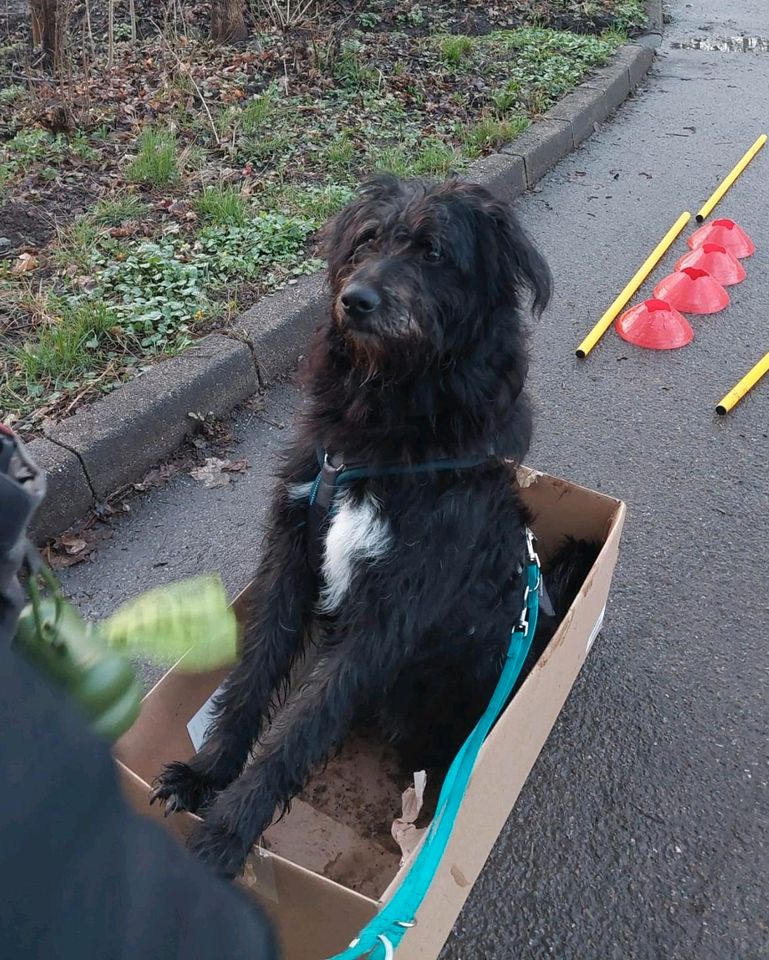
[0, 466, 36, 646]
[0, 638, 278, 960]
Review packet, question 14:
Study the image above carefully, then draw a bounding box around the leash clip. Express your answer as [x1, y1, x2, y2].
[525, 527, 541, 590]
[525, 526, 539, 565]
[515, 528, 541, 633]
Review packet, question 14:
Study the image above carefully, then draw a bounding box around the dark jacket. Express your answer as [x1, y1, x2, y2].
[0, 433, 278, 960]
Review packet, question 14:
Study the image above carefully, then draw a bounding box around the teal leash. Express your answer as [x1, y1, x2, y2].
[326, 529, 542, 960]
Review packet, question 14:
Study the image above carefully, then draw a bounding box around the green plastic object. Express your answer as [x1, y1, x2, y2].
[14, 598, 142, 741]
[99, 576, 240, 673]
[13, 574, 239, 742]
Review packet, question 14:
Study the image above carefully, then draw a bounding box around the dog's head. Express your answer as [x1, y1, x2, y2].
[321, 175, 551, 375]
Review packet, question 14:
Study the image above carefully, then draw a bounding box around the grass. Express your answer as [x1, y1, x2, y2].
[334, 40, 380, 92]
[490, 81, 521, 114]
[325, 133, 358, 172]
[411, 139, 463, 176]
[461, 115, 530, 157]
[0, 84, 24, 105]
[0, 129, 70, 195]
[194, 185, 249, 225]
[0, 164, 14, 198]
[1, 13, 634, 431]
[52, 221, 105, 272]
[14, 298, 114, 387]
[609, 0, 647, 32]
[438, 35, 474, 67]
[88, 194, 149, 226]
[3, 210, 318, 420]
[484, 27, 616, 107]
[126, 129, 179, 186]
[372, 145, 412, 177]
[239, 88, 277, 134]
[274, 183, 356, 222]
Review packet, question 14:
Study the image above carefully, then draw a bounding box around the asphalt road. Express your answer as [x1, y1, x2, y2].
[59, 2, 769, 957]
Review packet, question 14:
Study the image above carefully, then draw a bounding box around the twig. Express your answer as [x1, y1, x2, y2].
[261, 0, 320, 31]
[84, 0, 94, 59]
[150, 19, 221, 146]
[107, 0, 114, 68]
[254, 412, 285, 429]
[0, 71, 52, 84]
[60, 363, 116, 418]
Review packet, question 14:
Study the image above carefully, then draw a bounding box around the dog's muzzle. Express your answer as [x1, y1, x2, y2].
[339, 283, 382, 331]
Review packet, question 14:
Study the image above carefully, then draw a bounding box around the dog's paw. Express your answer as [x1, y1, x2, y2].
[149, 761, 218, 816]
[187, 818, 252, 880]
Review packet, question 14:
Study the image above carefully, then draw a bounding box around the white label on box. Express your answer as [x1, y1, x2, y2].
[586, 603, 606, 655]
[186, 684, 226, 751]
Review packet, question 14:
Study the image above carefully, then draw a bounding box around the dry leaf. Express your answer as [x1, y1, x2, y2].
[47, 533, 93, 568]
[222, 457, 249, 473]
[60, 534, 88, 555]
[190, 457, 232, 488]
[133, 461, 181, 491]
[12, 252, 38, 274]
[46, 550, 89, 569]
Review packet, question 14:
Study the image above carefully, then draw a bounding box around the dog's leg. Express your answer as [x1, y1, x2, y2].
[186, 647, 365, 877]
[186, 492, 527, 878]
[150, 452, 318, 815]
[186, 552, 470, 879]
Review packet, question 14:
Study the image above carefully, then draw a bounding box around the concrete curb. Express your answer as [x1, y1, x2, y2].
[27, 438, 94, 543]
[31, 29, 659, 542]
[46, 333, 258, 499]
[234, 272, 328, 381]
[643, 0, 664, 46]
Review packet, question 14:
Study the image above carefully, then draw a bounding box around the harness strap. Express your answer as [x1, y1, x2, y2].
[306, 446, 498, 576]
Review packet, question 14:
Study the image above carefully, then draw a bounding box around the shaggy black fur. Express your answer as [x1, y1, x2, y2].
[150, 176, 593, 879]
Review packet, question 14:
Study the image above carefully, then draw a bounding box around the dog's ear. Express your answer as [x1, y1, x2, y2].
[318, 175, 405, 281]
[481, 193, 552, 316]
[504, 217, 552, 316]
[444, 181, 552, 315]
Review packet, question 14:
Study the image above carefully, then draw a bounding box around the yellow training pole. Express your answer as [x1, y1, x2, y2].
[716, 351, 769, 415]
[576, 211, 691, 358]
[696, 134, 767, 222]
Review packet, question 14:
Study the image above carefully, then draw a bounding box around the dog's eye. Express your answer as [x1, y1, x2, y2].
[352, 235, 376, 263]
[424, 245, 442, 263]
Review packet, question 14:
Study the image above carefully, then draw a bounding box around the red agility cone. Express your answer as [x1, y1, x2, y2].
[674, 243, 746, 285]
[615, 298, 694, 350]
[687, 218, 755, 258]
[653, 267, 729, 314]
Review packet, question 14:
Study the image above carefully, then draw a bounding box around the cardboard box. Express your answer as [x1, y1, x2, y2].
[115, 468, 625, 960]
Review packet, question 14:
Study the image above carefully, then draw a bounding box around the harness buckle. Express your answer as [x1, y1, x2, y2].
[323, 451, 346, 473]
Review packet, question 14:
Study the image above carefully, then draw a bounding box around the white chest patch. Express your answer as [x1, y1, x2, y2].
[319, 491, 391, 613]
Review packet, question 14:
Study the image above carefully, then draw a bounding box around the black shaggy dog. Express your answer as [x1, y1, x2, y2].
[151, 175, 593, 879]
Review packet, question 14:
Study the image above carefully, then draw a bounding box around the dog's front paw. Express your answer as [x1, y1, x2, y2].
[149, 761, 218, 815]
[188, 818, 253, 880]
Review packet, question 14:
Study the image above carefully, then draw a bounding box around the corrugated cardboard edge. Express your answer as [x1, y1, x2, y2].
[391, 498, 626, 959]
[115, 471, 626, 959]
[116, 760, 379, 959]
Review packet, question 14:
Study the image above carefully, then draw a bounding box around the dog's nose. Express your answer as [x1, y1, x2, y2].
[341, 285, 381, 318]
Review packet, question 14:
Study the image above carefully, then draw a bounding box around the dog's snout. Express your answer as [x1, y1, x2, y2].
[341, 284, 381, 318]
